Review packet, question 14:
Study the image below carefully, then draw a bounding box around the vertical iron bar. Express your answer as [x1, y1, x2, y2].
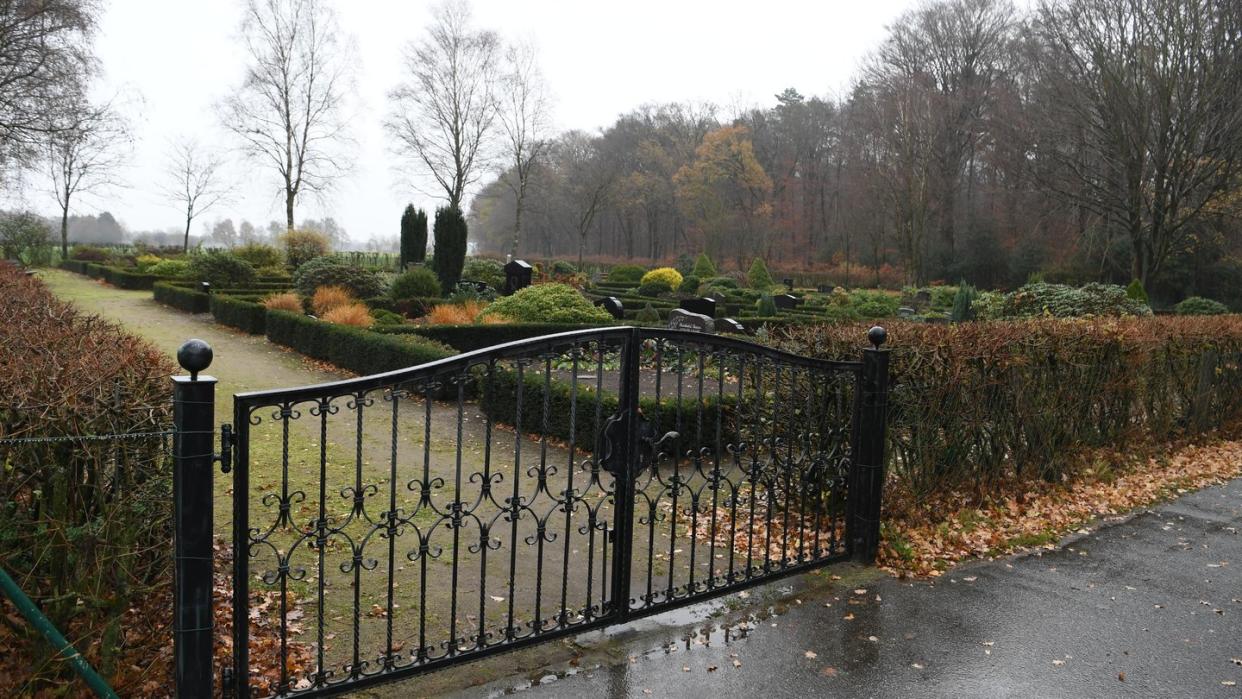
[172, 343, 215, 699]
[609, 328, 640, 619]
[232, 403, 250, 699]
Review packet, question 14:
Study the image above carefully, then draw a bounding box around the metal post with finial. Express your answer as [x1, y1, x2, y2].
[172, 339, 215, 698]
[847, 326, 891, 564]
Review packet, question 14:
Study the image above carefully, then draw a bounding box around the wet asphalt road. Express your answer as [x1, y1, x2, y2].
[456, 477, 1242, 699]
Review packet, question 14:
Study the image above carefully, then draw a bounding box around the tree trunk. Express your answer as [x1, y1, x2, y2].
[60, 208, 69, 259]
[285, 190, 295, 232]
[509, 194, 525, 259]
[183, 216, 192, 253]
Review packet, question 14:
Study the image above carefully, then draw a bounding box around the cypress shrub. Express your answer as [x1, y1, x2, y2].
[747, 258, 775, 290]
[399, 204, 428, 268]
[950, 281, 978, 322]
[692, 252, 717, 278]
[432, 206, 467, 295]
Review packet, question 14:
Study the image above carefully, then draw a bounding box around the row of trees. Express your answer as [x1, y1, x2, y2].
[468, 0, 1242, 301]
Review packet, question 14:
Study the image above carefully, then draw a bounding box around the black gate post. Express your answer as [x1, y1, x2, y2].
[608, 328, 641, 620]
[172, 339, 216, 698]
[847, 326, 890, 564]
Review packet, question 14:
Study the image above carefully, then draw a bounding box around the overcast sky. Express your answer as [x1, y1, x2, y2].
[9, 0, 921, 244]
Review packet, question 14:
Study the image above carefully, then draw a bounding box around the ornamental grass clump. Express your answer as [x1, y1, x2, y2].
[426, 300, 487, 325]
[321, 302, 375, 327]
[311, 284, 355, 316]
[263, 291, 304, 313]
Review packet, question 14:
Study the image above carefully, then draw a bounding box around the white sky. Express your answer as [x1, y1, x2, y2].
[10, 0, 921, 244]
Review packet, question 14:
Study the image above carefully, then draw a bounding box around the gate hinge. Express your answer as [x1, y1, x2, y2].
[215, 424, 233, 474]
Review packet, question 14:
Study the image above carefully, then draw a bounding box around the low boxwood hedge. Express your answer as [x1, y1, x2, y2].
[211, 295, 267, 334]
[479, 368, 737, 454]
[153, 282, 210, 313]
[265, 310, 453, 375]
[374, 323, 598, 352]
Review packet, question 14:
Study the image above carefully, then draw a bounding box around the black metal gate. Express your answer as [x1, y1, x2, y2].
[222, 326, 888, 697]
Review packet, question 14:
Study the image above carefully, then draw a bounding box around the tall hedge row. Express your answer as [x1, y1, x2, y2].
[210, 294, 267, 334]
[776, 317, 1242, 499]
[374, 323, 599, 352]
[153, 281, 210, 313]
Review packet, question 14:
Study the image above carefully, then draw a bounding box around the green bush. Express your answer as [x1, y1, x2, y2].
[462, 258, 505, 290]
[706, 276, 738, 289]
[1174, 296, 1228, 316]
[433, 206, 468, 295]
[482, 283, 614, 324]
[293, 256, 386, 298]
[188, 251, 257, 288]
[641, 267, 683, 290]
[755, 294, 777, 316]
[232, 242, 284, 269]
[102, 267, 163, 290]
[849, 289, 902, 318]
[280, 229, 329, 269]
[153, 282, 210, 313]
[635, 303, 661, 323]
[550, 260, 577, 276]
[637, 280, 673, 297]
[692, 252, 717, 278]
[0, 211, 52, 266]
[265, 310, 453, 375]
[1126, 279, 1149, 304]
[211, 294, 267, 334]
[1002, 282, 1151, 318]
[950, 282, 979, 322]
[69, 245, 111, 262]
[148, 258, 191, 277]
[674, 252, 694, 276]
[678, 274, 700, 294]
[399, 205, 428, 268]
[608, 264, 646, 285]
[747, 258, 774, 290]
[370, 308, 406, 326]
[391, 266, 443, 300]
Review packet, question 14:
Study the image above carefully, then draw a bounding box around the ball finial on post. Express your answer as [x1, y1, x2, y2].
[177, 339, 213, 381]
[867, 325, 887, 350]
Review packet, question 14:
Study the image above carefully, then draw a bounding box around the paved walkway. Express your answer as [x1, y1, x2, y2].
[442, 476, 1242, 698]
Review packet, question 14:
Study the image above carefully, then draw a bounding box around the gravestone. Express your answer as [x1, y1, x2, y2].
[773, 293, 798, 310]
[503, 259, 533, 295]
[783, 277, 794, 290]
[679, 296, 717, 318]
[667, 308, 715, 333]
[717, 318, 746, 334]
[913, 289, 932, 310]
[817, 284, 834, 293]
[897, 306, 918, 319]
[596, 296, 625, 320]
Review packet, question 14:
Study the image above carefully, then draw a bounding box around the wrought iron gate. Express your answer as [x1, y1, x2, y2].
[221, 326, 888, 697]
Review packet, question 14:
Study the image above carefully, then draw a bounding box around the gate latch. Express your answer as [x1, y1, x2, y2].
[215, 423, 233, 474]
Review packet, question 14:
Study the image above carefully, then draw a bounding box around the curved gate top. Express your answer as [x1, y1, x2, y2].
[220, 326, 889, 698]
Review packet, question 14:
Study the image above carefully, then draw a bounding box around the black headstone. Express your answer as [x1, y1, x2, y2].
[666, 308, 715, 333]
[773, 293, 798, 310]
[678, 297, 717, 318]
[817, 284, 833, 293]
[503, 259, 533, 295]
[717, 318, 746, 334]
[596, 296, 624, 320]
[783, 277, 794, 290]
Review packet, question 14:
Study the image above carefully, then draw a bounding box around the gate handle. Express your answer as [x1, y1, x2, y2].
[645, 430, 680, 453]
[214, 424, 232, 474]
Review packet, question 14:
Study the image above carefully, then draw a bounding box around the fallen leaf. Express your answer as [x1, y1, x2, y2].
[805, 650, 818, 659]
[820, 666, 838, 677]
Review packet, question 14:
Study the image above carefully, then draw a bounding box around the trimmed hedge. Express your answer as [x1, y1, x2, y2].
[211, 295, 267, 334]
[374, 323, 597, 352]
[265, 310, 453, 375]
[153, 282, 210, 313]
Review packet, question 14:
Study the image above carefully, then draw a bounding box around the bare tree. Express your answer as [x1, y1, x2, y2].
[1034, 0, 1242, 285]
[497, 40, 551, 258]
[220, 0, 356, 232]
[45, 101, 130, 257]
[0, 0, 98, 184]
[387, 0, 499, 210]
[554, 131, 615, 269]
[160, 137, 232, 252]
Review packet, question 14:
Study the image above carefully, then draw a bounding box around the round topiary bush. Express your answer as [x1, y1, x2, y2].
[391, 266, 443, 300]
[293, 257, 386, 298]
[678, 274, 700, 294]
[461, 258, 505, 290]
[188, 251, 256, 288]
[550, 260, 577, 276]
[641, 267, 683, 290]
[608, 264, 646, 285]
[1174, 296, 1228, 316]
[233, 242, 284, 269]
[635, 303, 661, 324]
[148, 258, 191, 277]
[482, 283, 613, 324]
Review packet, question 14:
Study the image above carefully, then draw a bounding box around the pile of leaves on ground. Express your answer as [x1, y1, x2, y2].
[877, 434, 1242, 577]
[0, 262, 174, 695]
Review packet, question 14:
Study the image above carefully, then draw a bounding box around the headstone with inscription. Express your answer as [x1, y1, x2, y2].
[503, 259, 533, 295]
[773, 293, 798, 310]
[596, 296, 625, 320]
[667, 308, 715, 333]
[717, 318, 746, 334]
